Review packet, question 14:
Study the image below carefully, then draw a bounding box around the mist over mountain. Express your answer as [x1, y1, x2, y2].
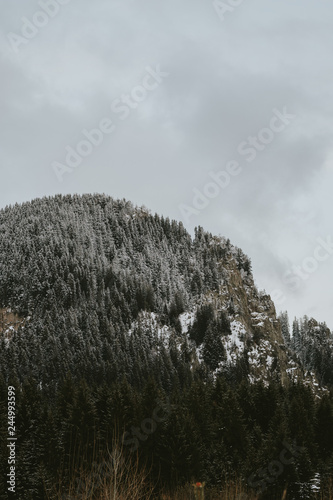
[1, 193, 333, 499]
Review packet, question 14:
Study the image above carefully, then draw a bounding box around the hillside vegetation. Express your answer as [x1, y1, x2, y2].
[0, 194, 332, 499]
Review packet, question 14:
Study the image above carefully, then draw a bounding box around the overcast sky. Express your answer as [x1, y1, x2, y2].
[1, 0, 333, 329]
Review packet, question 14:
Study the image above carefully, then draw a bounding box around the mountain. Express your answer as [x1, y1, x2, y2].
[0, 193, 329, 391]
[0, 193, 333, 499]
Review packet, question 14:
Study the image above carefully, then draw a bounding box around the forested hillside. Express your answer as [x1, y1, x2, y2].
[0, 194, 333, 499]
[280, 312, 333, 387]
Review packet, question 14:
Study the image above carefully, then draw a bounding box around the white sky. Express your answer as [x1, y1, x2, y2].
[1, 0, 333, 329]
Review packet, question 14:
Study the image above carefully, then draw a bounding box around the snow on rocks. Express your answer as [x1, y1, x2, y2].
[179, 311, 196, 334]
[251, 311, 268, 328]
[0, 307, 26, 341]
[223, 320, 246, 364]
[247, 338, 277, 379]
[128, 310, 187, 351]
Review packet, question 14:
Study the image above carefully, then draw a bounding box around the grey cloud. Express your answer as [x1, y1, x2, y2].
[1, 0, 333, 327]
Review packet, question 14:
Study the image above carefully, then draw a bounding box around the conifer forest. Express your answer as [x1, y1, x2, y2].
[1, 194, 333, 499]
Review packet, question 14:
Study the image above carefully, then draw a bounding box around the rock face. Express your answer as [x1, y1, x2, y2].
[171, 237, 326, 393]
[222, 251, 291, 384]
[0, 308, 25, 339]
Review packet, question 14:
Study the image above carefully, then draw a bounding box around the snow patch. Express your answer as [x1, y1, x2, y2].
[266, 355, 274, 368]
[224, 320, 246, 364]
[179, 311, 196, 334]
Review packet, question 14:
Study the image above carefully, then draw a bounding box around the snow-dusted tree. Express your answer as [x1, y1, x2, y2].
[279, 311, 291, 347]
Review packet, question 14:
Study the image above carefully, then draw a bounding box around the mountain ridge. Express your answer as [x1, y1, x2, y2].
[0, 193, 330, 394]
[1, 193, 333, 499]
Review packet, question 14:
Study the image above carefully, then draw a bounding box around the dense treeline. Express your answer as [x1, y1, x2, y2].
[0, 194, 333, 499]
[1, 375, 333, 499]
[280, 312, 333, 387]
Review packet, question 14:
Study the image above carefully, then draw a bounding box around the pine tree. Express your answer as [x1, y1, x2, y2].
[279, 311, 291, 347]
